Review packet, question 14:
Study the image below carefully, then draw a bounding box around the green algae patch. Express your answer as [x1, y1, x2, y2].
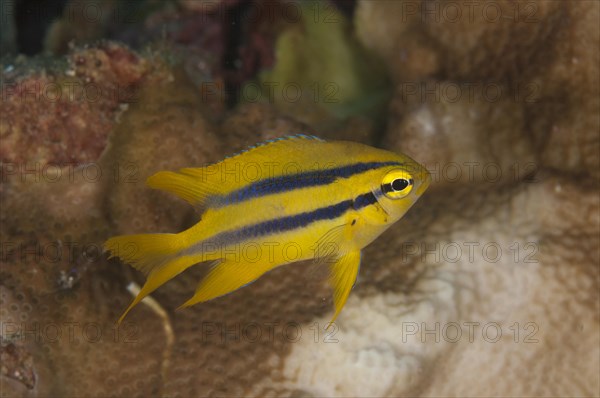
[242, 0, 391, 130]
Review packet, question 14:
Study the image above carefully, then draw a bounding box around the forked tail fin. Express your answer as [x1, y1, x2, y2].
[105, 233, 182, 275]
[104, 233, 204, 323]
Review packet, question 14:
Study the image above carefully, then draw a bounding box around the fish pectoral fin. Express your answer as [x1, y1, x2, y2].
[178, 260, 275, 308]
[326, 250, 362, 330]
[146, 170, 225, 210]
[311, 223, 348, 262]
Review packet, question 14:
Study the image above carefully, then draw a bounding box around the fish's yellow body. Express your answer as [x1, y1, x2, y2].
[104, 135, 430, 326]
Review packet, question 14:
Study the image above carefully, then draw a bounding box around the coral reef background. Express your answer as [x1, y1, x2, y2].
[1, 0, 598, 396]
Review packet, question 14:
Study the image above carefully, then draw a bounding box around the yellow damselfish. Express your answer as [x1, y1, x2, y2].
[104, 135, 431, 327]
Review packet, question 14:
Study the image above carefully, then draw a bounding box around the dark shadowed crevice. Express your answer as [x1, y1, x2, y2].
[222, 1, 252, 108]
[15, 0, 67, 54]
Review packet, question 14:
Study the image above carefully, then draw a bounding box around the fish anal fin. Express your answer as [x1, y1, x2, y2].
[326, 250, 361, 330]
[179, 260, 278, 308]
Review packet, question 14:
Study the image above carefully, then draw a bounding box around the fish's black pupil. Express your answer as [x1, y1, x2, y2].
[392, 179, 409, 191]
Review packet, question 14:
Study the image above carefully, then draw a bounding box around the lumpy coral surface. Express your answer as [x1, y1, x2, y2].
[1, 1, 598, 397]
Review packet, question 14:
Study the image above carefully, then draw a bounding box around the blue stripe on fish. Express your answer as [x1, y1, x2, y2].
[189, 191, 380, 252]
[209, 161, 402, 207]
[211, 199, 353, 245]
[352, 192, 378, 210]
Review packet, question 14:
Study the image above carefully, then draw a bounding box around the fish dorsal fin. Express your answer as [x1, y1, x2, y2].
[146, 134, 326, 209]
[224, 134, 324, 161]
[146, 170, 225, 210]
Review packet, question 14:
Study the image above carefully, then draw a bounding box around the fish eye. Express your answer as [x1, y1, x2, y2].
[381, 170, 414, 199]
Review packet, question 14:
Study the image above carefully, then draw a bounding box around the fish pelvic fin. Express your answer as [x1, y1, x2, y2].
[104, 232, 213, 324]
[326, 250, 362, 330]
[178, 259, 278, 309]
